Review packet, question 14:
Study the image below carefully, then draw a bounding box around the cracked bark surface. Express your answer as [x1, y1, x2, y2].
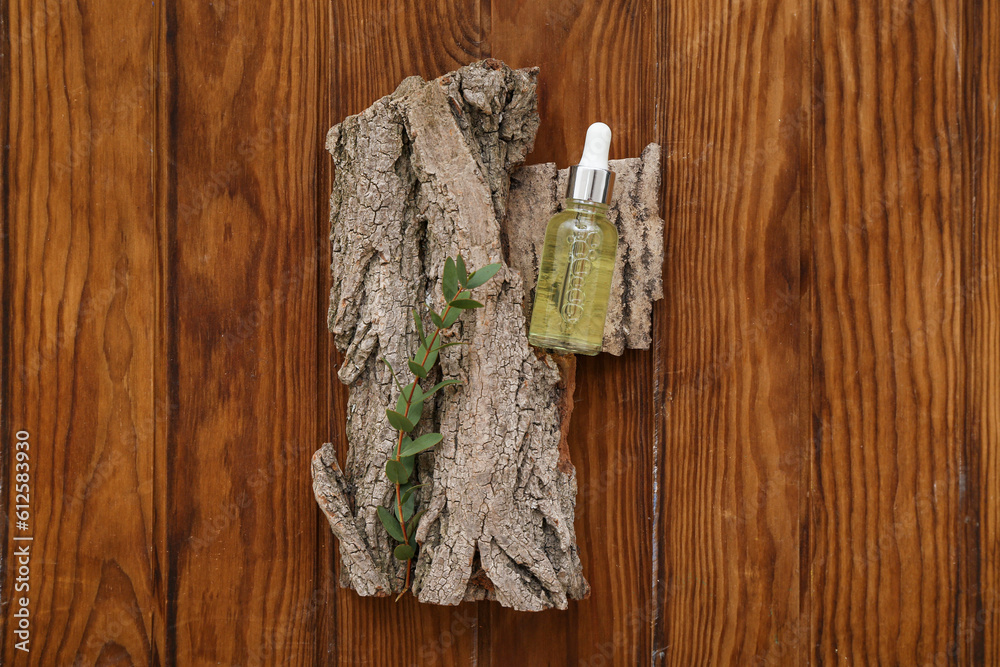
[312, 59, 663, 611]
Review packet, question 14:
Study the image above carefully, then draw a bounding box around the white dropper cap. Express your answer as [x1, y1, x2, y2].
[579, 122, 612, 170]
[567, 122, 615, 204]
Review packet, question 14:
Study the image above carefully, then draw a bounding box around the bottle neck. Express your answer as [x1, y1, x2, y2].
[566, 164, 615, 204]
[564, 198, 610, 215]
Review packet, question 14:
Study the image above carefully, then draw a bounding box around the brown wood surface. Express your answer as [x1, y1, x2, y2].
[1, 1, 998, 665]
[810, 1, 968, 662]
[972, 0, 1000, 664]
[656, 0, 809, 662]
[1, 0, 161, 664]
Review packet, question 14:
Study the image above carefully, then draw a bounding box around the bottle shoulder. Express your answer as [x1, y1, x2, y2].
[544, 208, 618, 240]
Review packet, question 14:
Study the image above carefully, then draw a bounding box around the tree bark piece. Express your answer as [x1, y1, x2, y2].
[504, 144, 664, 354]
[312, 59, 663, 611]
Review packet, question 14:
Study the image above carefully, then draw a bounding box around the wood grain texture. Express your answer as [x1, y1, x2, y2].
[810, 0, 968, 662]
[971, 0, 1000, 663]
[655, 0, 809, 663]
[163, 0, 327, 663]
[0, 0, 161, 663]
[323, 0, 488, 663]
[488, 0, 660, 663]
[1, 0, 998, 664]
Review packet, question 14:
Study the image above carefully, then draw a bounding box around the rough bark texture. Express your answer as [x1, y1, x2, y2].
[312, 59, 663, 611]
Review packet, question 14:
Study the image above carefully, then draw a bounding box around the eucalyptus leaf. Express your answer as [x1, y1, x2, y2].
[393, 395, 422, 425]
[395, 485, 416, 521]
[406, 510, 426, 537]
[377, 506, 405, 542]
[382, 357, 404, 392]
[424, 378, 462, 397]
[443, 308, 461, 328]
[386, 410, 414, 433]
[400, 483, 427, 505]
[376, 256, 502, 565]
[400, 432, 443, 457]
[415, 345, 439, 371]
[429, 310, 444, 329]
[412, 309, 425, 343]
[466, 263, 501, 289]
[394, 385, 412, 414]
[396, 383, 425, 423]
[400, 454, 415, 477]
[443, 257, 458, 301]
[385, 458, 410, 484]
[408, 398, 424, 424]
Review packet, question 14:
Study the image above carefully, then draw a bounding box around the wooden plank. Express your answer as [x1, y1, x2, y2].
[315, 0, 340, 659]
[322, 0, 488, 664]
[163, 1, 327, 663]
[810, 0, 968, 662]
[489, 1, 660, 664]
[655, 0, 810, 663]
[0, 0, 160, 663]
[152, 2, 170, 661]
[971, 0, 1000, 663]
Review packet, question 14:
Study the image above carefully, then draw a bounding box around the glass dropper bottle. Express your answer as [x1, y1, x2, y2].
[528, 122, 618, 355]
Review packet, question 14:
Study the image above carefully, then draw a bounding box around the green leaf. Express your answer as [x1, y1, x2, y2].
[406, 510, 426, 537]
[382, 357, 404, 393]
[400, 483, 427, 506]
[443, 257, 459, 301]
[394, 543, 415, 561]
[401, 432, 443, 457]
[429, 310, 444, 329]
[386, 410, 414, 432]
[408, 359, 428, 378]
[385, 458, 410, 484]
[451, 299, 484, 309]
[457, 255, 468, 286]
[443, 308, 462, 328]
[424, 378, 462, 397]
[466, 263, 501, 288]
[412, 309, 425, 343]
[395, 384, 424, 423]
[394, 484, 417, 521]
[409, 400, 424, 424]
[400, 455, 415, 477]
[415, 344, 439, 372]
[377, 506, 405, 542]
[396, 381, 420, 406]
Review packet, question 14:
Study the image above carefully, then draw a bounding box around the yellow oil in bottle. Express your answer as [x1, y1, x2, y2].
[528, 198, 618, 355]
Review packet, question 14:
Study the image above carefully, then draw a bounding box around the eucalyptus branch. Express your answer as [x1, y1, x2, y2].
[379, 255, 501, 598]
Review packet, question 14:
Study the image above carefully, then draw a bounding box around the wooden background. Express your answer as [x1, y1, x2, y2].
[1, 0, 998, 664]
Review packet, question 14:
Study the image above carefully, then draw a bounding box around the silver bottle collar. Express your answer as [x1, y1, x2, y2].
[566, 165, 615, 205]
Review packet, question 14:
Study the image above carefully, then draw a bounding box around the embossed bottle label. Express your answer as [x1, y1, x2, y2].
[558, 227, 603, 324]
